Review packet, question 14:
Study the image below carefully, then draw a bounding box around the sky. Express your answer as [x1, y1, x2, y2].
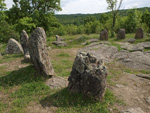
[4, 0, 150, 14]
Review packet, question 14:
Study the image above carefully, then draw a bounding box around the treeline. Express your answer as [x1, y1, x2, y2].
[55, 7, 150, 25]
[54, 8, 150, 36]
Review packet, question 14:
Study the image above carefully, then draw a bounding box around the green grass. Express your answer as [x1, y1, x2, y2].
[40, 88, 122, 113]
[0, 43, 7, 53]
[57, 53, 70, 57]
[0, 54, 23, 64]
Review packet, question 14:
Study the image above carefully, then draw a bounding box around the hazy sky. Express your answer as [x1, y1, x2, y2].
[5, 0, 150, 14]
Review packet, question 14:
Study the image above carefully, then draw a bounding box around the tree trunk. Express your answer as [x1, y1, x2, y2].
[112, 13, 116, 31]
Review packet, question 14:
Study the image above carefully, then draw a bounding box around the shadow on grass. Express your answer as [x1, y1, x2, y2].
[40, 88, 96, 108]
[0, 65, 45, 88]
[40, 88, 119, 112]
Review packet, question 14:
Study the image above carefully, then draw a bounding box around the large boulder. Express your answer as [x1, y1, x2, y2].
[68, 52, 108, 100]
[100, 30, 108, 41]
[135, 28, 144, 39]
[117, 29, 125, 39]
[20, 30, 29, 55]
[5, 38, 24, 54]
[29, 27, 55, 77]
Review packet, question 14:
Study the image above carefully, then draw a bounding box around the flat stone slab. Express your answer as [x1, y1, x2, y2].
[81, 39, 99, 45]
[79, 42, 150, 70]
[52, 41, 68, 47]
[46, 76, 68, 89]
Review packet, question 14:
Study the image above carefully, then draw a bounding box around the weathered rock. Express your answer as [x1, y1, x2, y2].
[52, 41, 68, 47]
[122, 107, 145, 113]
[68, 52, 108, 100]
[100, 30, 108, 41]
[46, 76, 68, 89]
[56, 35, 65, 41]
[29, 27, 55, 77]
[5, 38, 24, 54]
[146, 96, 150, 104]
[135, 28, 144, 39]
[138, 42, 150, 49]
[117, 29, 125, 39]
[20, 30, 29, 55]
[124, 38, 136, 43]
[120, 43, 144, 52]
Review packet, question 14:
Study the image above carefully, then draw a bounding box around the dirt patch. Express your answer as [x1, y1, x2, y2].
[0, 58, 30, 72]
[26, 101, 57, 113]
[109, 72, 150, 113]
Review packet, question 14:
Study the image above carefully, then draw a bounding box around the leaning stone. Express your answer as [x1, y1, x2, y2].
[135, 28, 144, 39]
[5, 38, 24, 54]
[122, 107, 145, 113]
[56, 35, 65, 41]
[20, 30, 29, 55]
[68, 52, 108, 101]
[117, 29, 125, 39]
[46, 76, 68, 89]
[29, 27, 55, 77]
[100, 30, 108, 41]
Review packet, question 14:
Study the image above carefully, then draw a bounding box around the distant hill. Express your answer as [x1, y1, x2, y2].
[55, 7, 150, 25]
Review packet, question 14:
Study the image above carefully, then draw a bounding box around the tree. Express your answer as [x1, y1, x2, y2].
[142, 9, 150, 32]
[106, 0, 123, 31]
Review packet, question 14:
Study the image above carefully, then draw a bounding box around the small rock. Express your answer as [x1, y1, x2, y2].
[24, 54, 30, 62]
[135, 28, 144, 39]
[122, 107, 145, 113]
[145, 97, 150, 104]
[5, 38, 24, 54]
[46, 76, 68, 89]
[124, 38, 136, 43]
[100, 30, 108, 41]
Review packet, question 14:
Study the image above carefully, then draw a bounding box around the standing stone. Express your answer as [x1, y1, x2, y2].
[117, 29, 125, 39]
[5, 38, 24, 54]
[68, 52, 108, 101]
[100, 30, 108, 40]
[20, 30, 29, 55]
[29, 27, 55, 77]
[135, 28, 144, 39]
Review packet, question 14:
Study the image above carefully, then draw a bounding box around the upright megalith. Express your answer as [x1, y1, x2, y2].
[100, 30, 108, 41]
[117, 29, 125, 39]
[20, 30, 29, 55]
[68, 52, 108, 100]
[135, 28, 144, 39]
[29, 27, 55, 77]
[5, 38, 24, 54]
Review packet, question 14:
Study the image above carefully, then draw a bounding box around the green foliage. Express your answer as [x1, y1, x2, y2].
[124, 9, 142, 33]
[16, 17, 36, 34]
[142, 9, 150, 32]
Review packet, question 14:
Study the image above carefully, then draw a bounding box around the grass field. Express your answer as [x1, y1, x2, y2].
[0, 33, 150, 113]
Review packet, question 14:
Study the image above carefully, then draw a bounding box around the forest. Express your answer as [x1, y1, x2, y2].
[0, 0, 150, 43]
